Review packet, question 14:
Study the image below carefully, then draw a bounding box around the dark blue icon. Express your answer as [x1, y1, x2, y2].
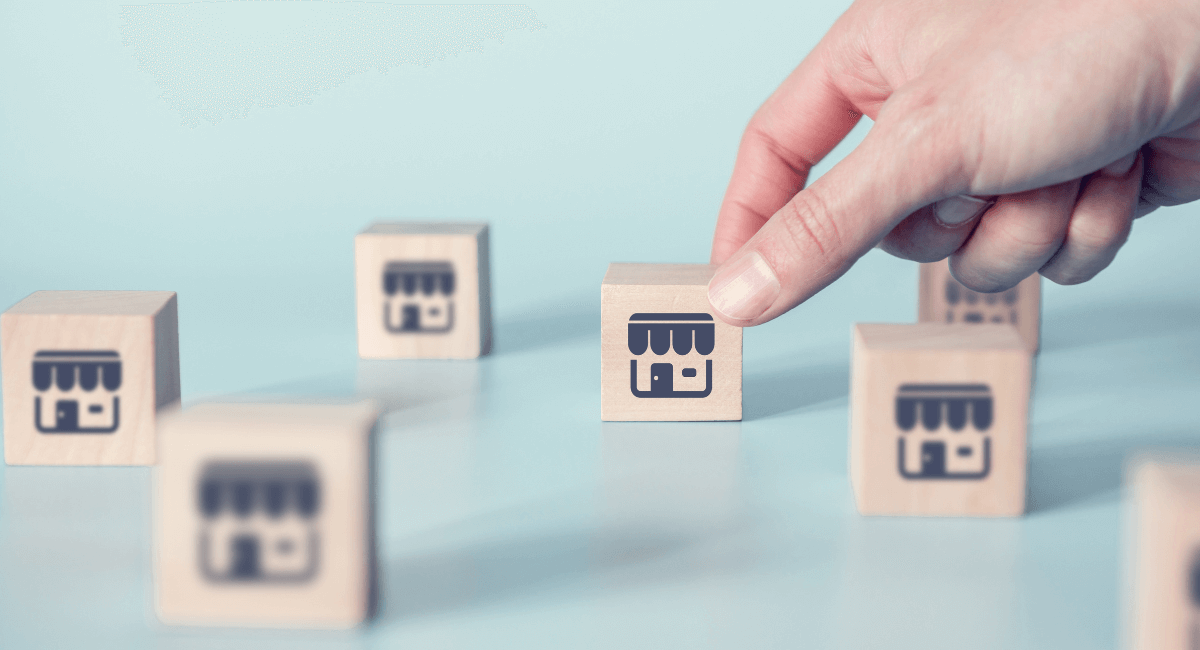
[1192, 551, 1200, 604]
[383, 261, 455, 333]
[32, 350, 121, 434]
[197, 461, 320, 583]
[896, 384, 992, 480]
[945, 279, 1018, 325]
[1191, 551, 1200, 650]
[628, 313, 714, 398]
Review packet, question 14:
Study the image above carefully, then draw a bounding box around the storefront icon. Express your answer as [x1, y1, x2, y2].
[896, 383, 993, 480]
[627, 313, 714, 399]
[945, 279, 1019, 325]
[32, 350, 121, 434]
[383, 261, 455, 333]
[1190, 550, 1200, 650]
[197, 461, 320, 584]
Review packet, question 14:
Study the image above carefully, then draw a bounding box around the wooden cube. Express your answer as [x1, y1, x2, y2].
[355, 222, 492, 359]
[155, 401, 379, 629]
[1127, 459, 1200, 650]
[850, 323, 1032, 517]
[1, 291, 180, 466]
[601, 264, 741, 421]
[918, 259, 1041, 352]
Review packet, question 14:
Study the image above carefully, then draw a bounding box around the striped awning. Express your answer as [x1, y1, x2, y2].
[627, 313, 715, 356]
[32, 351, 121, 392]
[895, 384, 993, 432]
[198, 461, 320, 520]
[384, 261, 455, 297]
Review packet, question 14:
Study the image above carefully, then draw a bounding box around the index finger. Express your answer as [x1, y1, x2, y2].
[711, 45, 863, 264]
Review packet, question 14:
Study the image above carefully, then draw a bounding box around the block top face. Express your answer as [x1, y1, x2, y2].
[359, 221, 487, 237]
[4, 291, 176, 316]
[603, 263, 716, 287]
[855, 323, 1027, 351]
[1133, 458, 1200, 495]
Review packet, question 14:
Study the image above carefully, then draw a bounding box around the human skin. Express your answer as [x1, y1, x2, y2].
[706, 0, 1200, 326]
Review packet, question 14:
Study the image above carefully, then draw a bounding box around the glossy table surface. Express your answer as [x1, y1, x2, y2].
[2, 2, 1200, 648]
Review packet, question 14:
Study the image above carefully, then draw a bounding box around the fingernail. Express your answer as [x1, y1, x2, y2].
[708, 251, 781, 322]
[1101, 151, 1138, 177]
[934, 194, 993, 226]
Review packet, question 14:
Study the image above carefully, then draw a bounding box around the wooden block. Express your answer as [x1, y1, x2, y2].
[601, 264, 742, 421]
[355, 222, 492, 359]
[918, 259, 1041, 352]
[1, 291, 180, 466]
[850, 323, 1032, 516]
[1127, 459, 1200, 650]
[155, 400, 379, 629]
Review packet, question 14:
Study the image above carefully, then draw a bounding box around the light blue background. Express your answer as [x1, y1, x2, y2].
[2, 1, 1200, 648]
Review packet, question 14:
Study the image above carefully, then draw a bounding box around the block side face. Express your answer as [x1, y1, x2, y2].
[154, 294, 182, 412]
[5, 291, 176, 316]
[849, 327, 871, 511]
[1130, 463, 1200, 650]
[602, 263, 716, 287]
[917, 263, 937, 322]
[355, 232, 482, 359]
[851, 343, 1031, 517]
[360, 221, 487, 236]
[601, 283, 741, 421]
[475, 225, 493, 355]
[3, 312, 159, 465]
[155, 408, 375, 628]
[916, 259, 1040, 351]
[1016, 274, 1041, 352]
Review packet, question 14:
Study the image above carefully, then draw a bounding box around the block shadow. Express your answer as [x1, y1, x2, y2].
[379, 523, 747, 622]
[1026, 429, 1200, 514]
[493, 296, 599, 356]
[743, 362, 849, 421]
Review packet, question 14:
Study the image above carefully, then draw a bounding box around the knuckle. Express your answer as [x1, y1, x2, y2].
[956, 274, 1014, 294]
[1067, 210, 1133, 255]
[948, 260, 1015, 294]
[1044, 268, 1095, 286]
[777, 192, 844, 263]
[991, 216, 1065, 252]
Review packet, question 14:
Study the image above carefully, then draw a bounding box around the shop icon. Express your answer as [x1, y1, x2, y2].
[945, 279, 1019, 325]
[1191, 550, 1200, 650]
[32, 350, 121, 434]
[896, 383, 992, 480]
[628, 313, 714, 398]
[197, 461, 320, 583]
[383, 261, 455, 333]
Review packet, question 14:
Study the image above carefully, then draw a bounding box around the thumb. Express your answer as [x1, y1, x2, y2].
[706, 110, 965, 326]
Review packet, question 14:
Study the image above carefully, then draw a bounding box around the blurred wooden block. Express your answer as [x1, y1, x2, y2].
[355, 222, 492, 359]
[850, 323, 1032, 517]
[918, 259, 1041, 352]
[1128, 459, 1200, 650]
[1, 291, 180, 466]
[155, 401, 380, 629]
[601, 264, 741, 421]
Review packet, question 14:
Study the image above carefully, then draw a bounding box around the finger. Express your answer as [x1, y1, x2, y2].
[1040, 153, 1142, 284]
[949, 180, 1082, 292]
[710, 48, 862, 265]
[878, 195, 995, 262]
[1139, 133, 1200, 213]
[707, 85, 975, 325]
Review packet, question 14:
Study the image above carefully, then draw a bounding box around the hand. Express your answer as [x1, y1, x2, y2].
[706, 0, 1200, 326]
